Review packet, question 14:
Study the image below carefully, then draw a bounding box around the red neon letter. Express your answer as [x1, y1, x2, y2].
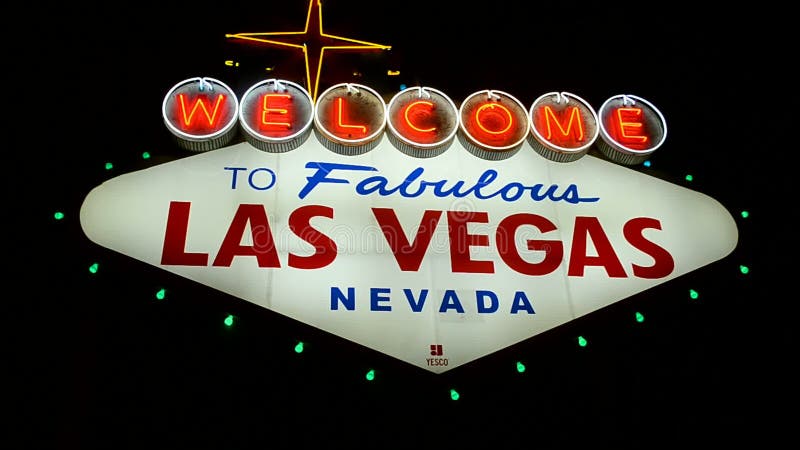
[496, 213, 563, 276]
[614, 107, 648, 145]
[373, 208, 442, 272]
[259, 93, 293, 131]
[161, 201, 209, 266]
[475, 103, 513, 135]
[213, 204, 280, 268]
[333, 97, 368, 137]
[447, 211, 494, 274]
[403, 100, 437, 133]
[568, 216, 626, 277]
[287, 205, 338, 269]
[177, 94, 226, 131]
[539, 106, 585, 144]
[623, 217, 674, 279]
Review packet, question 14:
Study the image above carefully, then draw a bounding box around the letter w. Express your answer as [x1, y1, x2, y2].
[178, 94, 225, 128]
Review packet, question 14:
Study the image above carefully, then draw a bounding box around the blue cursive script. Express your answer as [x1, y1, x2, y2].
[298, 162, 599, 204]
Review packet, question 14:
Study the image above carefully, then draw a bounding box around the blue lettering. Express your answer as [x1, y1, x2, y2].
[330, 286, 537, 314]
[357, 176, 398, 196]
[472, 170, 499, 200]
[371, 287, 392, 311]
[299, 162, 377, 199]
[500, 182, 525, 201]
[248, 167, 276, 191]
[331, 286, 355, 311]
[427, 179, 469, 198]
[561, 184, 588, 204]
[530, 184, 555, 201]
[439, 290, 465, 313]
[224, 166, 247, 189]
[476, 290, 499, 313]
[299, 162, 599, 204]
[404, 288, 428, 312]
[397, 168, 426, 197]
[510, 291, 535, 314]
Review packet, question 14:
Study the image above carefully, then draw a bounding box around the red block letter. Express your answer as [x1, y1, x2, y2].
[568, 216, 626, 277]
[623, 217, 674, 279]
[373, 208, 442, 272]
[288, 205, 337, 269]
[447, 211, 494, 274]
[497, 213, 563, 276]
[213, 204, 280, 268]
[161, 201, 209, 266]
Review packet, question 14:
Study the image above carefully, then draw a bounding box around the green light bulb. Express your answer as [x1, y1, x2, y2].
[54, 211, 64, 220]
[105, 162, 113, 170]
[516, 361, 526, 373]
[685, 174, 693, 181]
[740, 210, 749, 218]
[577, 336, 587, 347]
[142, 151, 151, 159]
[88, 263, 99, 274]
[224, 314, 234, 327]
[155, 288, 166, 300]
[294, 341, 304, 353]
[365, 369, 375, 381]
[689, 289, 699, 300]
[635, 311, 645, 323]
[740, 265, 749, 275]
[449, 389, 460, 401]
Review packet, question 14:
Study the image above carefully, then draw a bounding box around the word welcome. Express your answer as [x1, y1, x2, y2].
[164, 78, 661, 155]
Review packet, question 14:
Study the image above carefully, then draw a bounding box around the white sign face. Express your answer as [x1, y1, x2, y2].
[80, 137, 737, 373]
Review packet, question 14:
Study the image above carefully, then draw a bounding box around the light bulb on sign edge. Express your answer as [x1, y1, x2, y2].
[449, 389, 460, 401]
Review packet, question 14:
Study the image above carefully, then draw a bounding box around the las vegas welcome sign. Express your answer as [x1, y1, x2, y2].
[80, 77, 738, 373]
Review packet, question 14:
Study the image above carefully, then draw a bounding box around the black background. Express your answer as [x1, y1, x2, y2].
[13, 1, 792, 448]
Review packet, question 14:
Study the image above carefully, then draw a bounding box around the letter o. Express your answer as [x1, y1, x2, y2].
[248, 167, 277, 191]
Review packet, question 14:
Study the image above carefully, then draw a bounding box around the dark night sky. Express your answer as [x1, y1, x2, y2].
[12, 1, 793, 448]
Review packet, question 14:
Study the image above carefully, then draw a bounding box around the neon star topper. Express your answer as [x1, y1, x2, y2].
[225, 0, 391, 103]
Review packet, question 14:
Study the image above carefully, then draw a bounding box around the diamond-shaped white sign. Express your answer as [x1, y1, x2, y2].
[80, 137, 737, 373]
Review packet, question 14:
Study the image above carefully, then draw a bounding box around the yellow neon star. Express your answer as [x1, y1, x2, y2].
[225, 0, 391, 103]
